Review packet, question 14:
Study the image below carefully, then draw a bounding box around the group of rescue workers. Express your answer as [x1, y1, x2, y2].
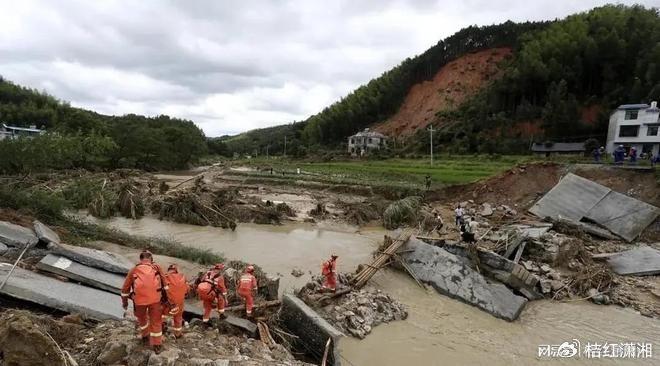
[120, 250, 259, 354]
[120, 250, 340, 354]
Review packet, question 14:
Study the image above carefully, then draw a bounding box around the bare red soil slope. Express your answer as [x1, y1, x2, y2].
[375, 47, 511, 137]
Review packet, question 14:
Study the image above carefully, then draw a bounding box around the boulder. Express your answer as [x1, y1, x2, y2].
[33, 220, 61, 245]
[0, 313, 67, 366]
[0, 221, 39, 248]
[480, 203, 494, 216]
[147, 347, 180, 366]
[401, 238, 527, 321]
[97, 341, 127, 365]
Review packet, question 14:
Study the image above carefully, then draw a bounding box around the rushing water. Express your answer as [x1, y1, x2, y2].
[93, 216, 660, 365]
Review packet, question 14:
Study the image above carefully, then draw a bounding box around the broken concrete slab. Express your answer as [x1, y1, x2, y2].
[585, 191, 660, 242]
[0, 263, 124, 320]
[401, 238, 527, 321]
[510, 224, 552, 239]
[224, 314, 257, 336]
[48, 243, 133, 274]
[530, 173, 660, 242]
[529, 173, 610, 222]
[0, 221, 39, 248]
[0, 242, 7, 255]
[33, 220, 60, 245]
[36, 254, 124, 294]
[480, 203, 494, 216]
[261, 275, 280, 300]
[280, 294, 343, 366]
[606, 245, 660, 276]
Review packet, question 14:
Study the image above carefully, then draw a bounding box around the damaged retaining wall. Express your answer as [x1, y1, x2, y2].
[280, 294, 344, 366]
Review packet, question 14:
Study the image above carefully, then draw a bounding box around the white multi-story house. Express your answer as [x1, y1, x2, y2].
[347, 128, 389, 156]
[606, 101, 660, 156]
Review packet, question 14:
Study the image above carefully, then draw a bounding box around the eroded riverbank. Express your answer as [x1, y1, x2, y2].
[83, 215, 660, 365]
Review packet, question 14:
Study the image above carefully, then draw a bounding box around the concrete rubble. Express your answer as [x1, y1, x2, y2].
[299, 275, 408, 339]
[0, 220, 39, 248]
[48, 242, 133, 274]
[36, 253, 125, 294]
[33, 219, 61, 245]
[604, 245, 660, 276]
[401, 238, 528, 321]
[0, 263, 124, 320]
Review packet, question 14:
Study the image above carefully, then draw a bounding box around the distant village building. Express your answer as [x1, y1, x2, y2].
[606, 101, 659, 157]
[347, 128, 389, 156]
[531, 142, 586, 156]
[0, 123, 45, 140]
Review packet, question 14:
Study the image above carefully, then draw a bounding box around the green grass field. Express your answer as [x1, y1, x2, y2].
[224, 155, 539, 190]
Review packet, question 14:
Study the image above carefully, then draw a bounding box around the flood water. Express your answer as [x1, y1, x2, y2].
[93, 216, 660, 365]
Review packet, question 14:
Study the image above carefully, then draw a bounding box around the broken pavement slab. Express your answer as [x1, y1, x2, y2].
[0, 221, 39, 248]
[48, 242, 133, 274]
[529, 173, 660, 242]
[0, 263, 124, 320]
[606, 245, 660, 276]
[36, 254, 124, 294]
[224, 314, 257, 336]
[401, 238, 528, 321]
[280, 294, 344, 366]
[33, 220, 61, 245]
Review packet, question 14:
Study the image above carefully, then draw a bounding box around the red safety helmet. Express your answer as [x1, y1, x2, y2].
[139, 250, 153, 260]
[167, 263, 179, 272]
[331, 253, 338, 259]
[246, 265, 255, 274]
[213, 263, 225, 271]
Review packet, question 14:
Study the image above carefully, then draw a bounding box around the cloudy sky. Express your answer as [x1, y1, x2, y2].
[0, 0, 657, 136]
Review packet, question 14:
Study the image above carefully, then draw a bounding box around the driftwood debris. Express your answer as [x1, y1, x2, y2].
[224, 299, 281, 313]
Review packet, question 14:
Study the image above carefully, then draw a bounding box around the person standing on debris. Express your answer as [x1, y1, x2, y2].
[460, 218, 477, 243]
[454, 205, 464, 227]
[237, 265, 258, 317]
[162, 264, 189, 338]
[121, 250, 169, 354]
[425, 175, 432, 190]
[196, 263, 228, 326]
[432, 210, 444, 236]
[321, 254, 339, 292]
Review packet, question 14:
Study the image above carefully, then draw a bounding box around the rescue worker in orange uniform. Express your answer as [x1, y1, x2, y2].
[121, 250, 169, 354]
[321, 254, 338, 292]
[237, 265, 258, 317]
[162, 264, 189, 338]
[196, 263, 227, 326]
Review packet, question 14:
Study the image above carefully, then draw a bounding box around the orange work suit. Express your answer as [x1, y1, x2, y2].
[237, 273, 258, 316]
[196, 270, 227, 323]
[121, 260, 169, 346]
[321, 259, 337, 291]
[162, 270, 188, 337]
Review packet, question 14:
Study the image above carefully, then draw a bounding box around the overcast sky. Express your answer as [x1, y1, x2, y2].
[0, 1, 657, 136]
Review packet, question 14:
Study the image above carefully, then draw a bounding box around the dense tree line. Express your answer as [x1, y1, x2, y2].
[0, 78, 207, 173]
[433, 4, 660, 154]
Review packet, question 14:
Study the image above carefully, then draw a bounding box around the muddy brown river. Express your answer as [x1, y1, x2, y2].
[93, 216, 659, 365]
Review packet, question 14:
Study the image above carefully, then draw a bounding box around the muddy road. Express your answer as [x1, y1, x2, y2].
[88, 216, 660, 365]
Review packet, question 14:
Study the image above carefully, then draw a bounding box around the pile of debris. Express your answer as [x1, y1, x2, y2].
[297, 275, 408, 339]
[0, 309, 312, 366]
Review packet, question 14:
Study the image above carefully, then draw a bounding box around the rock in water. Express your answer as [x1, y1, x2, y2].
[401, 237, 527, 321]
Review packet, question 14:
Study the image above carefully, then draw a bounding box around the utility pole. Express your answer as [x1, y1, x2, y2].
[428, 125, 434, 165]
[284, 136, 287, 157]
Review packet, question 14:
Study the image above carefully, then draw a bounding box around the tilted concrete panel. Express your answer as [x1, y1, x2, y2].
[36, 254, 124, 294]
[529, 173, 610, 221]
[585, 191, 660, 242]
[606, 245, 660, 276]
[0, 263, 124, 320]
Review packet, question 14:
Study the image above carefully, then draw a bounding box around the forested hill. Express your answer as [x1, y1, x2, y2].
[0, 78, 207, 172]
[222, 4, 659, 156]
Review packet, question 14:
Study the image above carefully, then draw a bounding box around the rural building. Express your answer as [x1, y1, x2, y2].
[347, 128, 389, 156]
[605, 101, 660, 157]
[531, 142, 586, 156]
[0, 123, 45, 140]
